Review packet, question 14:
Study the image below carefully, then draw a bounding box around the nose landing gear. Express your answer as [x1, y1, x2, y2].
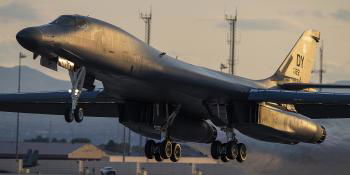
[64, 107, 84, 123]
[64, 66, 86, 123]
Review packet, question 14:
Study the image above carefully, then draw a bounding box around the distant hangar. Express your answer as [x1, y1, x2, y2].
[0, 142, 106, 160]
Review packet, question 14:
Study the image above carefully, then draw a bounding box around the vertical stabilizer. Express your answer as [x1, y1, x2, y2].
[271, 29, 320, 83]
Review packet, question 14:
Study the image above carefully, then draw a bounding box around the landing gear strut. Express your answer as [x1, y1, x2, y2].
[64, 66, 86, 123]
[210, 128, 247, 163]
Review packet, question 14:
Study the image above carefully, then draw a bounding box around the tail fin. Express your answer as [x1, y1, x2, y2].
[271, 29, 320, 83]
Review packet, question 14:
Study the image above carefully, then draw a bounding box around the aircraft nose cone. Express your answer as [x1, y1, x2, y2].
[16, 27, 42, 52]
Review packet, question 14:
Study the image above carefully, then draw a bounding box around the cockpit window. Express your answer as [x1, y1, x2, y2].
[51, 15, 88, 29]
[76, 18, 88, 28]
[51, 16, 76, 26]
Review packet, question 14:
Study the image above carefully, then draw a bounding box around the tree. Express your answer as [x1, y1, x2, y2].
[103, 140, 130, 153]
[58, 138, 67, 143]
[71, 138, 91, 144]
[51, 138, 58, 143]
[24, 135, 49, 143]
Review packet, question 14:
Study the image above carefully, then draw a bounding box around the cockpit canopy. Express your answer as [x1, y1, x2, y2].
[50, 15, 88, 28]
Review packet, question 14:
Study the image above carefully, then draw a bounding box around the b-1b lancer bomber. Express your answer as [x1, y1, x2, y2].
[2, 15, 350, 163]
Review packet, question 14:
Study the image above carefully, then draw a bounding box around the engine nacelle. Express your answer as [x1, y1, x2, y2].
[236, 103, 326, 144]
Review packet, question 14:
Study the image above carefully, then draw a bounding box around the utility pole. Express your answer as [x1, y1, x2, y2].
[225, 11, 238, 75]
[139, 8, 152, 153]
[48, 120, 52, 141]
[16, 52, 26, 168]
[312, 40, 325, 84]
[319, 41, 325, 84]
[128, 128, 131, 155]
[122, 126, 126, 162]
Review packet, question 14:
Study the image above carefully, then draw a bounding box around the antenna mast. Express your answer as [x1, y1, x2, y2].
[319, 41, 325, 83]
[225, 11, 238, 75]
[313, 40, 325, 83]
[140, 8, 152, 45]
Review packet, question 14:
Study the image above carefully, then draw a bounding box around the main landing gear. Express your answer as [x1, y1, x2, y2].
[64, 66, 86, 123]
[211, 128, 247, 163]
[145, 139, 182, 162]
[144, 105, 182, 162]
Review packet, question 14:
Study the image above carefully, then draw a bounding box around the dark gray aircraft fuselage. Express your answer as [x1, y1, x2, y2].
[15, 15, 328, 149]
[17, 15, 265, 118]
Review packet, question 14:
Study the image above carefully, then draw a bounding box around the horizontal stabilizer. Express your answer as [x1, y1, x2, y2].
[279, 83, 350, 90]
[248, 89, 350, 105]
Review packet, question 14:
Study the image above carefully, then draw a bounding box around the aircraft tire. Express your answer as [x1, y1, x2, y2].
[74, 107, 84, 123]
[145, 140, 156, 159]
[64, 108, 74, 123]
[160, 140, 172, 159]
[170, 143, 181, 162]
[155, 152, 164, 162]
[220, 154, 230, 162]
[226, 141, 238, 160]
[210, 140, 221, 159]
[236, 143, 247, 163]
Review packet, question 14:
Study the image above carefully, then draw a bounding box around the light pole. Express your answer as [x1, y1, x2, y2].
[122, 126, 126, 162]
[15, 52, 26, 164]
[127, 128, 131, 155]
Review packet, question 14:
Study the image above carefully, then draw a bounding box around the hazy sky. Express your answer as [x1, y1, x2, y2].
[0, 0, 349, 82]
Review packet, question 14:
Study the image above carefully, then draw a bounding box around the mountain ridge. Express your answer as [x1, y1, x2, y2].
[0, 66, 70, 93]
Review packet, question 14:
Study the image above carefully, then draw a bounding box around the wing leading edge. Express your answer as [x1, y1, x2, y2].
[0, 90, 122, 117]
[248, 89, 350, 118]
